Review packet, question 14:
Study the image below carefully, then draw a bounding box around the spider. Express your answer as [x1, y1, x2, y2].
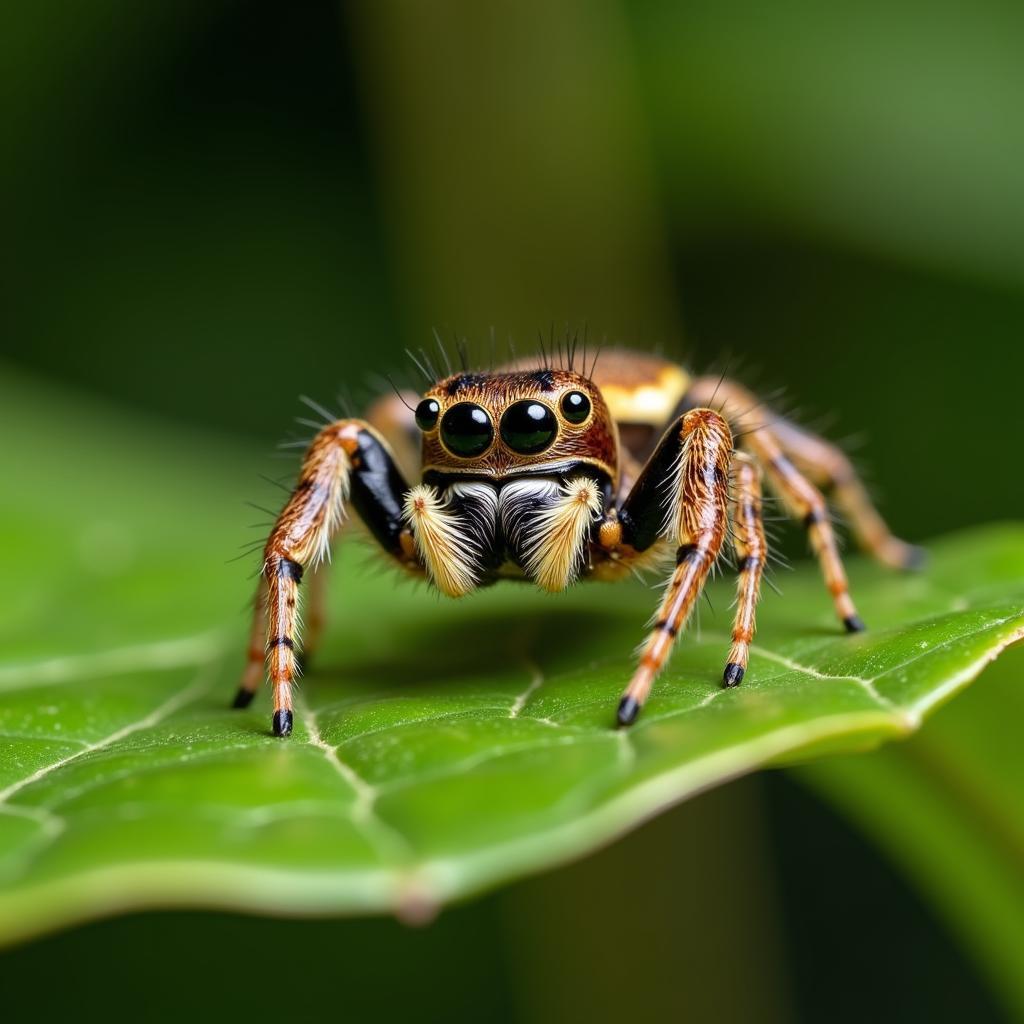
[233, 347, 922, 736]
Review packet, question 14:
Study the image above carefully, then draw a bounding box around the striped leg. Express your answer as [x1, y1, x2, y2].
[299, 565, 329, 672]
[238, 548, 330, 703]
[616, 408, 734, 726]
[686, 378, 865, 633]
[234, 578, 269, 708]
[768, 416, 924, 570]
[295, 389, 423, 673]
[233, 419, 418, 736]
[723, 454, 766, 687]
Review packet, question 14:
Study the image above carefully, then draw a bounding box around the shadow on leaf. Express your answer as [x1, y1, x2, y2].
[309, 605, 630, 694]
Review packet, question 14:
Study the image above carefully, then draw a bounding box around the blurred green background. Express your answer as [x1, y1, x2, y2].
[2, 1, 1022, 1021]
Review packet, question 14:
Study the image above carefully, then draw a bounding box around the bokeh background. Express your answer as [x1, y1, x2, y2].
[2, 2, 1022, 1021]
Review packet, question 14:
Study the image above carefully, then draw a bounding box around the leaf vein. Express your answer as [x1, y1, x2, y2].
[296, 694, 414, 865]
[0, 664, 219, 805]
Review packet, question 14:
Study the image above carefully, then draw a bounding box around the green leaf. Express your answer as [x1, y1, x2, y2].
[795, 648, 1024, 1021]
[1, 371, 1021, 945]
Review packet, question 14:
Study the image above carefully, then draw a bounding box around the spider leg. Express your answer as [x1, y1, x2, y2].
[233, 420, 421, 736]
[297, 566, 329, 673]
[292, 390, 423, 673]
[686, 377, 865, 632]
[723, 453, 767, 687]
[234, 577, 268, 707]
[768, 415, 925, 570]
[610, 408, 733, 726]
[363, 389, 422, 482]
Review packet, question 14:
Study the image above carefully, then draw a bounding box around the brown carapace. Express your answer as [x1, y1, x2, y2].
[234, 348, 923, 736]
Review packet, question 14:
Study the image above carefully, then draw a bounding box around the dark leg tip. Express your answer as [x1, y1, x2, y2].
[843, 614, 867, 634]
[272, 709, 293, 737]
[722, 663, 745, 688]
[231, 687, 255, 710]
[617, 695, 641, 728]
[903, 545, 928, 571]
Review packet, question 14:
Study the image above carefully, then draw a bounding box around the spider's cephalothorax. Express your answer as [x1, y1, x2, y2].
[406, 367, 619, 595]
[234, 350, 922, 737]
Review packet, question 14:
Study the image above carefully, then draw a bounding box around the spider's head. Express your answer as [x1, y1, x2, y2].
[414, 367, 618, 481]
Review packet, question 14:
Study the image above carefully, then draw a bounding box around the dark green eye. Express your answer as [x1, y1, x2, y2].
[415, 399, 440, 431]
[440, 402, 493, 457]
[561, 390, 591, 424]
[500, 401, 558, 455]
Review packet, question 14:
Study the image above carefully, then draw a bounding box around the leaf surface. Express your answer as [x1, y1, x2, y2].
[1, 372, 1021, 943]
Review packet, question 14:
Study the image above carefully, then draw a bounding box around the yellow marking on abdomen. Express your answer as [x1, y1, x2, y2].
[600, 365, 690, 427]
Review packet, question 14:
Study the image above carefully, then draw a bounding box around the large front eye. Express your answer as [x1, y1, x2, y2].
[415, 399, 440, 431]
[440, 402, 494, 457]
[500, 401, 558, 455]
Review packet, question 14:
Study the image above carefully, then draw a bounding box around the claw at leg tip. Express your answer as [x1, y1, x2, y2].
[272, 709, 293, 737]
[903, 545, 928, 571]
[231, 687, 255, 710]
[722, 663, 745, 688]
[843, 614, 867, 634]
[617, 695, 641, 727]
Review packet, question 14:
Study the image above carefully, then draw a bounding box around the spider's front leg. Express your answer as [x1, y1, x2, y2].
[233, 420, 420, 736]
[612, 408, 734, 726]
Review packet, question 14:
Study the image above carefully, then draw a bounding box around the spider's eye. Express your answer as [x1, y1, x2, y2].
[500, 401, 558, 455]
[560, 391, 591, 424]
[415, 398, 440, 431]
[440, 402, 494, 457]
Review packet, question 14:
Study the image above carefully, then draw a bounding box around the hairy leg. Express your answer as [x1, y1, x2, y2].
[609, 408, 734, 725]
[363, 389, 422, 482]
[234, 419, 419, 736]
[723, 454, 767, 687]
[234, 578, 268, 708]
[685, 377, 865, 632]
[768, 415, 924, 569]
[292, 389, 424, 669]
[298, 565, 328, 672]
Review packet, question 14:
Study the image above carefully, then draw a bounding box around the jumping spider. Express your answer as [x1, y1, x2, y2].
[234, 348, 922, 736]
